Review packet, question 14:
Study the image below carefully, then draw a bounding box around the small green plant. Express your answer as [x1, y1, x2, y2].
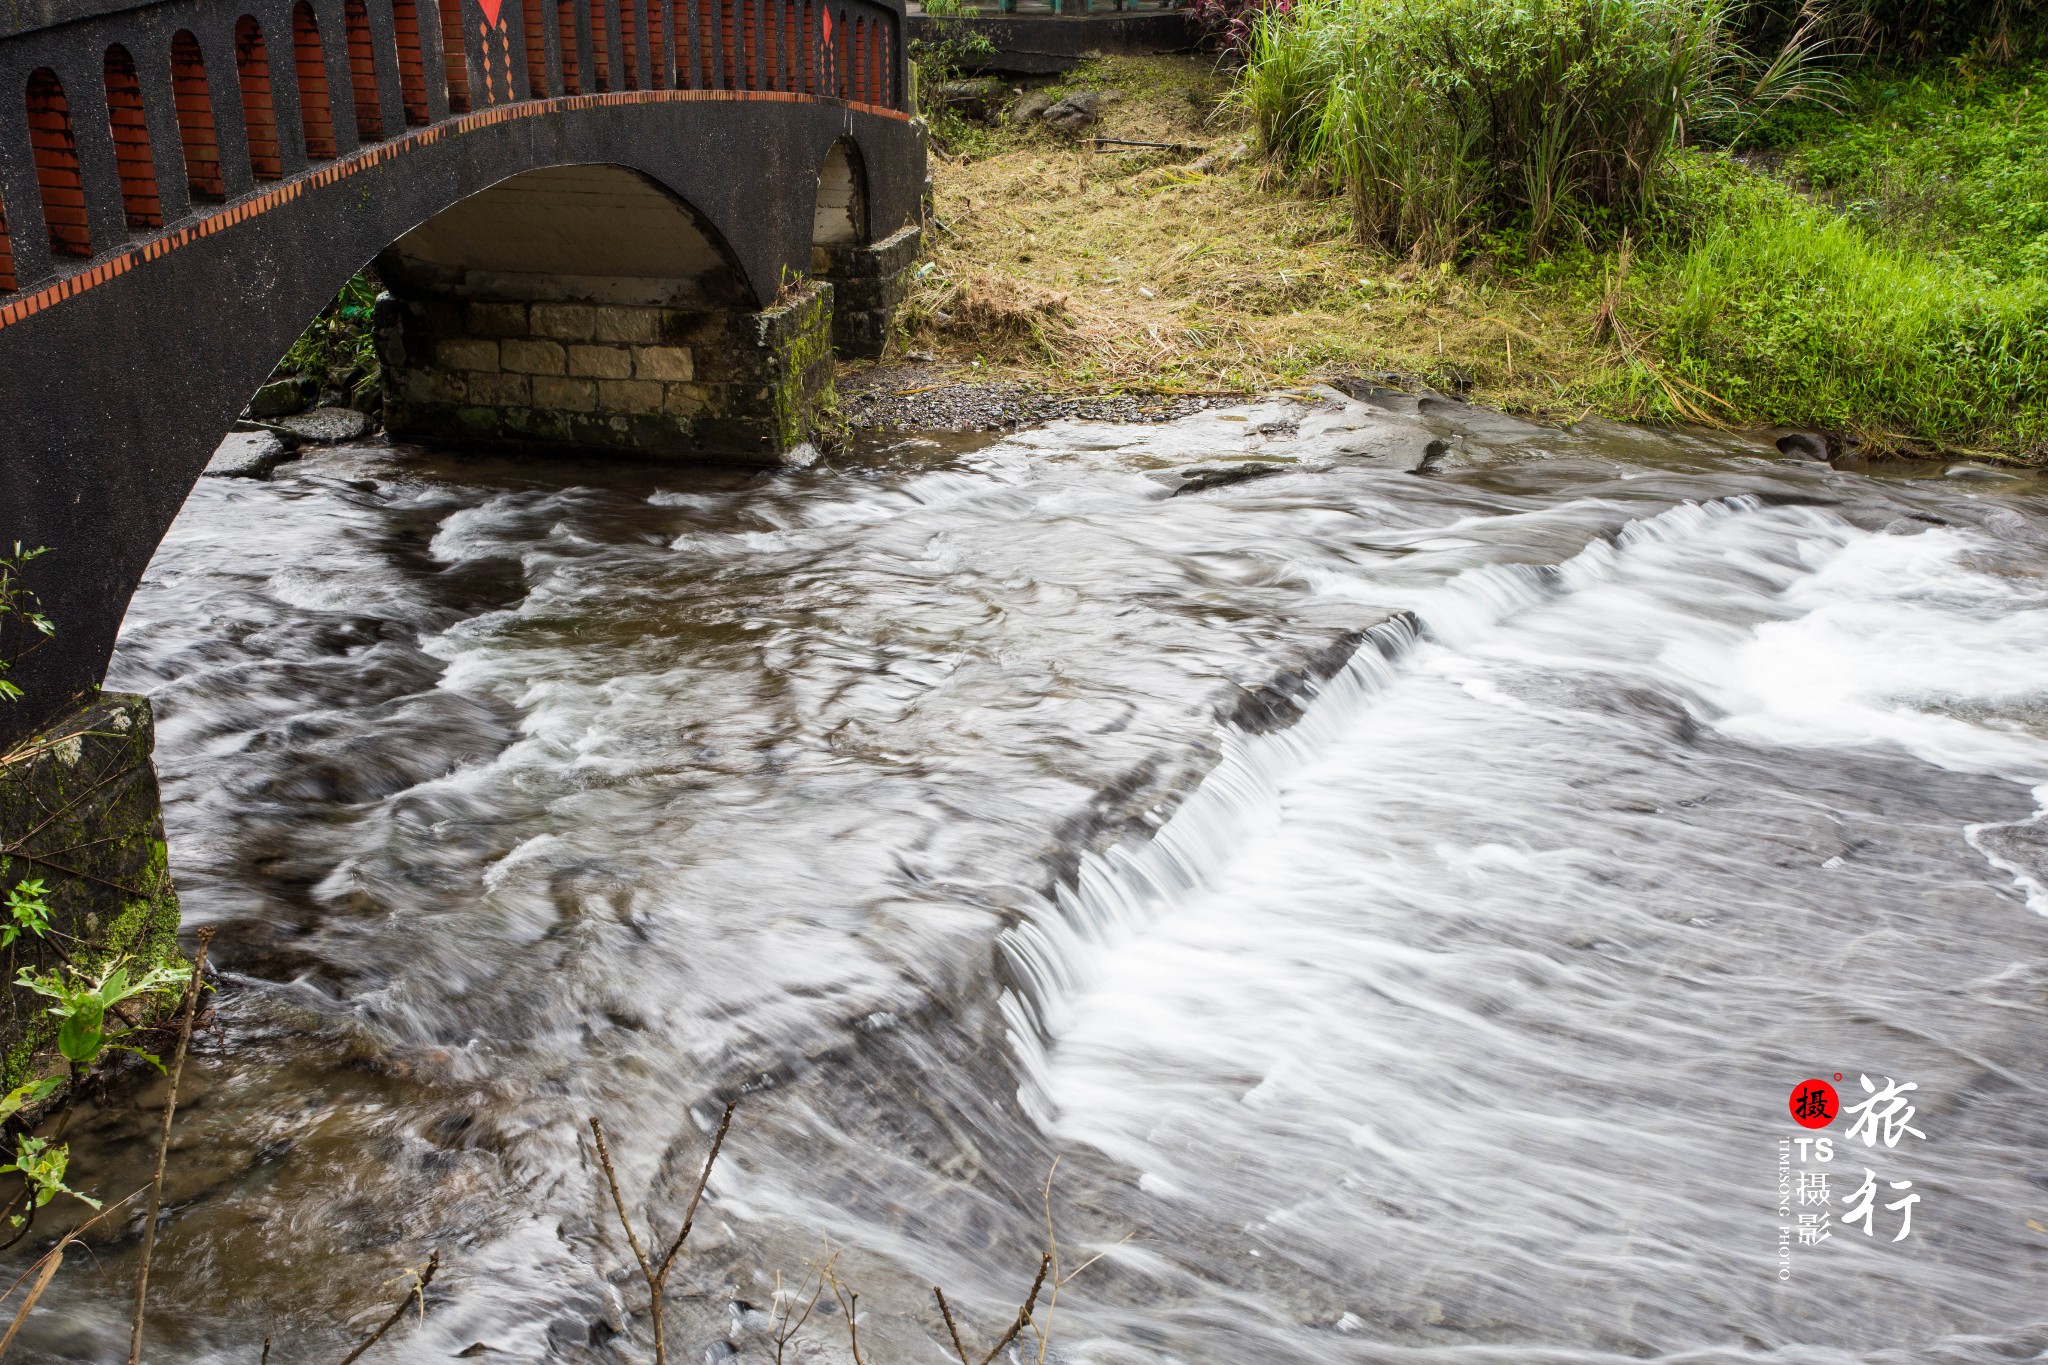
[276, 272, 382, 404]
[0, 1135, 98, 1225]
[17, 957, 194, 1074]
[1, 879, 51, 949]
[0, 543, 53, 705]
[911, 0, 997, 104]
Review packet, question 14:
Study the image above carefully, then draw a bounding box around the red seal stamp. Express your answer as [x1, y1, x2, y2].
[1790, 1078, 1839, 1128]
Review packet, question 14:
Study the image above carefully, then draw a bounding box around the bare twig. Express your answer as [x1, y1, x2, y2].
[588, 1099, 738, 1365]
[129, 925, 215, 1365]
[0, 1186, 151, 1361]
[932, 1285, 972, 1365]
[827, 1276, 867, 1365]
[261, 1335, 271, 1365]
[334, 1248, 439, 1365]
[983, 1254, 1050, 1365]
[769, 1256, 832, 1365]
[0, 1242, 61, 1360]
[1090, 137, 1207, 154]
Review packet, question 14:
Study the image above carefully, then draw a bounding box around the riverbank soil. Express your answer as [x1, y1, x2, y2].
[901, 51, 2048, 460]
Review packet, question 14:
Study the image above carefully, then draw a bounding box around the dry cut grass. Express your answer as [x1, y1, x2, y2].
[903, 55, 1626, 414]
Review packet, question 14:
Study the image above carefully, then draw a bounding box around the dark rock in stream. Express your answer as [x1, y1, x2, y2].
[203, 430, 297, 479]
[1167, 462, 1290, 495]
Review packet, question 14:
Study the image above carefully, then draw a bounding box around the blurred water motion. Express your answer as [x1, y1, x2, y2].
[19, 394, 2048, 1363]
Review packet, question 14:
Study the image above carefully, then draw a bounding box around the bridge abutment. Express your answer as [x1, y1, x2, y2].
[815, 224, 923, 360]
[377, 281, 840, 465]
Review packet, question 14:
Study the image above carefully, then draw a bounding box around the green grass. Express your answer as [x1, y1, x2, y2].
[1769, 65, 2048, 278]
[1620, 153, 2048, 451]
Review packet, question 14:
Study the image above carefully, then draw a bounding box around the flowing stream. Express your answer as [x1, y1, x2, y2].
[16, 388, 2048, 1363]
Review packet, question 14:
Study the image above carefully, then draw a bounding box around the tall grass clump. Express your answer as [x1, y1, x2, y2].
[1238, 0, 1821, 260]
[1646, 165, 2048, 451]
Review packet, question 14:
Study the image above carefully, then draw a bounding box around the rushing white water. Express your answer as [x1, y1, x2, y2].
[18, 393, 2048, 1364]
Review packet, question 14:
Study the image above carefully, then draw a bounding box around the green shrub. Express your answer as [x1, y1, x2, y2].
[1236, 0, 1816, 260]
[1786, 65, 2048, 277]
[1644, 161, 2048, 451]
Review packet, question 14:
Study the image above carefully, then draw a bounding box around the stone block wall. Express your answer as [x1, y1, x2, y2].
[0, 694, 182, 1088]
[377, 281, 838, 465]
[814, 224, 922, 360]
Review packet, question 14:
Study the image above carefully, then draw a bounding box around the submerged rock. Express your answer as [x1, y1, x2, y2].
[1166, 462, 1289, 495]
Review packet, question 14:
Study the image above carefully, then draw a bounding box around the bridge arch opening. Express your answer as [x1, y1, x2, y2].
[293, 2, 339, 160]
[391, 0, 431, 123]
[437, 0, 469, 112]
[369, 162, 848, 458]
[811, 136, 866, 251]
[345, 0, 383, 141]
[378, 162, 750, 307]
[25, 69, 90, 258]
[103, 45, 163, 230]
[235, 17, 283, 180]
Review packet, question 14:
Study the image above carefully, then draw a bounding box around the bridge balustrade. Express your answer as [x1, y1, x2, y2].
[0, 0, 906, 318]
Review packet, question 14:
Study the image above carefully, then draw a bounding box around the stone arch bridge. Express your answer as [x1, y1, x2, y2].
[0, 0, 926, 753]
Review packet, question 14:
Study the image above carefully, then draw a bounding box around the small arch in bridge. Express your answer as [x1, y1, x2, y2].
[645, 0, 666, 89]
[555, 0, 581, 91]
[170, 32, 225, 201]
[235, 17, 284, 180]
[522, 0, 548, 94]
[378, 163, 750, 308]
[438, 0, 470, 112]
[103, 45, 164, 230]
[811, 136, 865, 249]
[834, 8, 849, 100]
[798, 0, 814, 92]
[25, 69, 91, 258]
[719, 0, 736, 86]
[695, 0, 716, 87]
[618, 0, 639, 88]
[345, 0, 383, 140]
[392, 0, 432, 123]
[587, 0, 613, 90]
[0, 193, 15, 291]
[851, 15, 863, 102]
[293, 3, 339, 159]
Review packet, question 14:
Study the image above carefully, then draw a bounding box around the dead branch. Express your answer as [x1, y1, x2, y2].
[1090, 138, 1207, 154]
[128, 925, 215, 1365]
[334, 1248, 439, 1365]
[0, 1186, 152, 1361]
[827, 1275, 867, 1365]
[587, 1099, 738, 1365]
[932, 1285, 971, 1365]
[769, 1256, 831, 1365]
